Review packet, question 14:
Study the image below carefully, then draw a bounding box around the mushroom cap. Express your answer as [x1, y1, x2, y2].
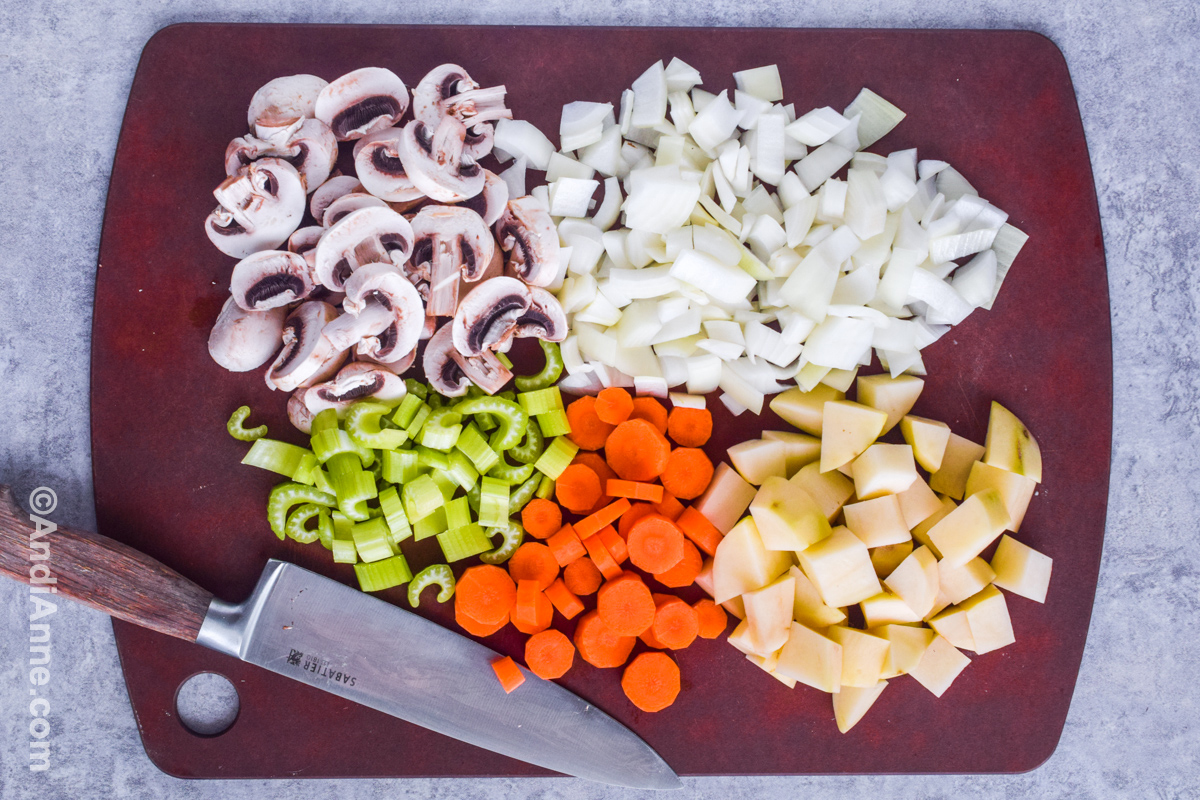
[454, 169, 509, 226]
[413, 64, 476, 128]
[357, 342, 417, 374]
[353, 127, 425, 202]
[313, 206, 414, 291]
[336, 262, 426, 366]
[230, 250, 314, 311]
[287, 391, 317, 434]
[208, 295, 286, 372]
[322, 192, 390, 228]
[247, 74, 328, 143]
[514, 286, 568, 341]
[287, 225, 325, 273]
[412, 64, 509, 160]
[224, 119, 337, 193]
[423, 322, 473, 397]
[495, 195, 561, 287]
[302, 361, 408, 416]
[266, 301, 347, 392]
[315, 67, 410, 141]
[310, 176, 362, 223]
[411, 205, 496, 317]
[451, 276, 533, 357]
[206, 158, 307, 259]
[398, 118, 485, 203]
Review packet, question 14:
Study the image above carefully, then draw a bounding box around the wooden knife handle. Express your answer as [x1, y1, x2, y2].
[0, 485, 213, 641]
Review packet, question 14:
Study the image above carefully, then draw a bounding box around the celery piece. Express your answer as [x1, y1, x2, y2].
[332, 469, 377, 522]
[437, 523, 493, 562]
[415, 445, 451, 472]
[514, 340, 564, 392]
[431, 471, 458, 501]
[475, 411, 498, 431]
[406, 403, 432, 438]
[311, 429, 374, 468]
[478, 477, 510, 529]
[509, 472, 542, 513]
[535, 475, 555, 500]
[354, 553, 413, 592]
[454, 396, 529, 451]
[446, 450, 480, 491]
[284, 503, 328, 545]
[242, 438, 312, 478]
[534, 436, 579, 479]
[227, 405, 267, 441]
[332, 538, 358, 564]
[317, 507, 335, 550]
[486, 455, 535, 485]
[445, 497, 472, 531]
[456, 423, 501, 474]
[291, 453, 319, 485]
[311, 408, 340, 435]
[495, 350, 513, 370]
[466, 482, 481, 513]
[407, 564, 456, 608]
[509, 418, 545, 465]
[352, 517, 395, 562]
[404, 378, 428, 401]
[418, 407, 463, 451]
[381, 449, 420, 484]
[377, 486, 412, 544]
[346, 401, 408, 450]
[414, 507, 449, 541]
[392, 394, 424, 429]
[479, 521, 525, 565]
[313, 468, 334, 495]
[267, 483, 337, 540]
[402, 474, 442, 522]
[517, 386, 565, 416]
[536, 408, 572, 438]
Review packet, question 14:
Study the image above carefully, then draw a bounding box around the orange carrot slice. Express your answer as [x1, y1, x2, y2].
[619, 502, 658, 539]
[456, 605, 508, 637]
[572, 451, 618, 514]
[606, 479, 664, 503]
[555, 463, 603, 514]
[653, 490, 685, 521]
[621, 651, 680, 711]
[455, 565, 517, 626]
[597, 573, 656, 636]
[544, 577, 585, 620]
[667, 406, 712, 447]
[595, 387, 634, 425]
[507, 542, 560, 591]
[693, 599, 729, 639]
[525, 629, 575, 680]
[576, 497, 632, 538]
[645, 594, 699, 650]
[653, 537, 703, 589]
[492, 655, 525, 693]
[583, 533, 623, 580]
[563, 557, 604, 596]
[597, 524, 628, 564]
[511, 579, 553, 634]
[626, 513, 686, 574]
[676, 506, 724, 557]
[629, 397, 668, 435]
[546, 524, 586, 567]
[660, 448, 714, 501]
[574, 610, 636, 668]
[566, 396, 614, 451]
[520, 498, 563, 540]
[604, 419, 671, 482]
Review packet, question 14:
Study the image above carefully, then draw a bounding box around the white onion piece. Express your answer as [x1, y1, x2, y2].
[913, 318, 951, 348]
[794, 142, 853, 193]
[777, 171, 809, 210]
[560, 101, 614, 151]
[987, 223, 1028, 310]
[561, 335, 586, 374]
[665, 57, 703, 92]
[669, 392, 705, 409]
[578, 125, 624, 178]
[654, 336, 701, 358]
[844, 88, 905, 148]
[576, 292, 622, 326]
[496, 156, 529, 202]
[880, 164, 919, 211]
[608, 266, 679, 300]
[844, 168, 887, 239]
[742, 185, 784, 223]
[559, 273, 598, 314]
[660, 356, 689, 388]
[546, 152, 594, 182]
[588, 177, 623, 231]
[651, 309, 702, 344]
[689, 90, 744, 153]
[734, 90, 772, 131]
[936, 166, 978, 200]
[494, 119, 555, 170]
[785, 106, 851, 146]
[928, 227, 998, 264]
[719, 392, 749, 416]
[690, 87, 715, 112]
[631, 61, 668, 128]
[657, 295, 690, 322]
[830, 113, 861, 150]
[851, 151, 888, 176]
[918, 159, 949, 180]
[685, 353, 723, 394]
[952, 249, 998, 307]
[718, 362, 764, 414]
[733, 65, 783, 102]
[575, 322, 618, 364]
[746, 215, 788, 261]
[803, 316, 874, 370]
[668, 91, 697, 134]
[817, 178, 847, 223]
[871, 317, 918, 352]
[875, 247, 921, 311]
[549, 178, 599, 218]
[906, 269, 974, 325]
[559, 370, 606, 395]
[670, 248, 757, 299]
[697, 338, 744, 361]
[623, 168, 700, 234]
[831, 264, 881, 307]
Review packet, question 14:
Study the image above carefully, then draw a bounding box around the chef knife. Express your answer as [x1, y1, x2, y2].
[0, 485, 681, 790]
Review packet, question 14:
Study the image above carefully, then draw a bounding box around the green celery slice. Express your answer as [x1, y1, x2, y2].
[267, 483, 336, 540]
[351, 517, 394, 562]
[418, 407, 463, 451]
[535, 475, 556, 500]
[284, 503, 329, 545]
[445, 497, 472, 531]
[381, 449, 420, 484]
[242, 439, 313, 478]
[407, 564, 455, 607]
[437, 524, 492, 562]
[227, 405, 268, 441]
[402, 475, 442, 522]
[310, 408, 339, 435]
[456, 424, 501, 473]
[479, 521, 525, 565]
[354, 554, 412, 592]
[517, 386, 565, 416]
[514, 341, 564, 392]
[446, 450, 480, 491]
[536, 408, 572, 438]
[346, 401, 408, 450]
[486, 455, 535, 484]
[508, 418, 545, 465]
[478, 477, 510, 528]
[509, 472, 542, 513]
[454, 396, 529, 451]
[414, 507, 448, 541]
[534, 436, 579, 479]
[377, 486, 412, 544]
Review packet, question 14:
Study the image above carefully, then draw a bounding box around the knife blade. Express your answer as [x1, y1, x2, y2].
[0, 486, 680, 790]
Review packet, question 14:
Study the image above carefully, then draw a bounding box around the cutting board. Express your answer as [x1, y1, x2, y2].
[91, 23, 1110, 778]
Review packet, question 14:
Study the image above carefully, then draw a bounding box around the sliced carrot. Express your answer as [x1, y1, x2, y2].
[595, 387, 634, 425]
[507, 542, 560, 591]
[606, 479, 664, 503]
[666, 406, 713, 447]
[660, 448, 714, 501]
[566, 396, 614, 451]
[597, 573, 656, 636]
[574, 610, 637, 668]
[455, 565, 517, 626]
[544, 577, 585, 620]
[676, 506, 724, 557]
[525, 629, 576, 680]
[520, 498, 563, 540]
[653, 489, 685, 521]
[572, 451, 618, 515]
[576, 498, 632, 538]
[583, 533, 623, 580]
[626, 513, 686, 574]
[563, 556, 603, 596]
[605, 419, 671, 482]
[628, 397, 668, 435]
[693, 599, 729, 639]
[597, 524, 628, 564]
[511, 579, 553, 634]
[622, 651, 680, 712]
[619, 502, 658, 539]
[646, 594, 699, 650]
[555, 463, 603, 514]
[546, 524, 586, 567]
[492, 655, 525, 693]
[653, 538, 703, 589]
[456, 605, 508, 637]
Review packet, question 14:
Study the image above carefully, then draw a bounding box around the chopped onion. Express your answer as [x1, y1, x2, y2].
[843, 88, 906, 148]
[785, 107, 851, 147]
[549, 177, 599, 218]
[733, 65, 784, 102]
[494, 119, 555, 171]
[498, 157, 527, 199]
[631, 61, 668, 128]
[668, 392, 705, 409]
[560, 101, 614, 151]
[665, 57, 703, 92]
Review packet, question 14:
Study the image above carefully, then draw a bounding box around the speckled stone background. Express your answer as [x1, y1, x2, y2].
[1, 1, 1197, 798]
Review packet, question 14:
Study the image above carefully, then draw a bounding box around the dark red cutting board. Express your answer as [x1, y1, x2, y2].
[91, 23, 1109, 778]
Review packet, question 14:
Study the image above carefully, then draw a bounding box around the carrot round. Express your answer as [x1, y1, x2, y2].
[605, 419, 671, 482]
[619, 502, 658, 539]
[597, 574, 656, 636]
[647, 594, 699, 650]
[544, 577, 585, 620]
[595, 387, 634, 425]
[507, 542, 560, 591]
[547, 525, 586, 567]
[574, 610, 637, 668]
[622, 652, 680, 712]
[693, 599, 729, 639]
[492, 655, 525, 693]
[653, 537, 703, 589]
[626, 514, 686, 574]
[597, 524, 628, 564]
[511, 579, 553, 634]
[455, 605, 508, 637]
[456, 565, 517, 626]
[563, 557, 603, 596]
[653, 490, 685, 522]
[676, 506, 724, 557]
[628, 397, 668, 435]
[667, 406, 713, 447]
[566, 396, 615, 451]
[660, 448, 714, 501]
[525, 629, 576, 680]
[555, 463, 603, 514]
[572, 451, 618, 514]
[520, 499, 563, 540]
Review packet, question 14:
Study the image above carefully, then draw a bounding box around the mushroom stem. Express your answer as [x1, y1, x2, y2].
[427, 241, 461, 317]
[447, 86, 513, 126]
[432, 116, 467, 169]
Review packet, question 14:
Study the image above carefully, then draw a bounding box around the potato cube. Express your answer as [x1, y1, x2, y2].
[761, 430, 822, 476]
[883, 545, 939, 618]
[929, 433, 986, 500]
[695, 462, 758, 534]
[939, 557, 996, 605]
[911, 494, 956, 557]
[927, 489, 1010, 568]
[958, 585, 1016, 654]
[826, 625, 891, 688]
[928, 604, 976, 651]
[743, 573, 796, 655]
[895, 475, 943, 530]
[833, 680, 889, 733]
[820, 400, 888, 473]
[852, 443, 918, 500]
[990, 534, 1052, 603]
[860, 591, 923, 627]
[857, 373, 924, 435]
[908, 635, 971, 697]
[878, 624, 936, 678]
[727, 619, 757, 654]
[750, 477, 832, 551]
[712, 516, 792, 602]
[769, 384, 845, 436]
[776, 621, 842, 693]
[844, 494, 912, 547]
[965, 461, 1036, 532]
[790, 462, 855, 521]
[870, 540, 914, 578]
[788, 565, 846, 628]
[901, 414, 952, 473]
[727, 438, 789, 485]
[797, 526, 882, 607]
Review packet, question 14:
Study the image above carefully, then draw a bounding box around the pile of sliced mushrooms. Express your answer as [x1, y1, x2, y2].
[206, 66, 567, 432]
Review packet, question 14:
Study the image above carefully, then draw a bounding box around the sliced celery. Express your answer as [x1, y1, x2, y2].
[311, 428, 374, 468]
[407, 564, 455, 608]
[446, 450, 480, 491]
[418, 407, 463, 451]
[284, 503, 329, 545]
[354, 554, 413, 592]
[534, 436, 579, 479]
[352, 517, 395, 563]
[414, 507, 448, 541]
[535, 474, 556, 500]
[517, 386, 565, 416]
[377, 486, 412, 544]
[509, 472, 542, 513]
[318, 507, 335, 550]
[346, 401, 408, 450]
[475, 411, 498, 431]
[332, 469, 377, 522]
[466, 482, 481, 513]
[292, 453, 319, 485]
[495, 350, 513, 370]
[508, 418, 545, 465]
[478, 477, 510, 528]
[404, 378, 428, 401]
[431, 471, 458, 501]
[242, 439, 313, 478]
[479, 521, 525, 565]
[445, 497, 472, 531]
[405, 403, 432, 438]
[456, 424, 501, 474]
[313, 468, 334, 495]
[514, 340, 564, 392]
[437, 523, 492, 562]
[381, 449, 420, 484]
[310, 408, 340, 435]
[536, 408, 572, 438]
[227, 405, 267, 441]
[392, 394, 424, 429]
[486, 455, 535, 485]
[454, 396, 529, 451]
[332, 538, 358, 564]
[267, 483, 337, 540]
[402, 475, 442, 522]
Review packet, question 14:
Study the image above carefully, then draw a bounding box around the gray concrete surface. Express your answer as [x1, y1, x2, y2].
[1, 0, 1198, 798]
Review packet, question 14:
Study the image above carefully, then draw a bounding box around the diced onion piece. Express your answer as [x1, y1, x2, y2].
[686, 353, 723, 394]
[751, 110, 787, 186]
[986, 224, 1028, 310]
[718, 362, 765, 414]
[670, 248, 757, 299]
[951, 250, 998, 308]
[735, 91, 772, 131]
[802, 316, 874, 370]
[785, 107, 852, 146]
[830, 113, 861, 150]
[928, 227, 998, 264]
[689, 90, 744, 153]
[733, 65, 784, 102]
[843, 88, 906, 149]
[777, 171, 810, 210]
[631, 60, 668, 128]
[844, 168, 887, 240]
[494, 119, 555, 171]
[875, 247, 921, 312]
[624, 167, 701, 234]
[498, 157, 527, 199]
[579, 125, 624, 178]
[796, 143, 854, 192]
[669, 392, 706, 409]
[665, 57, 703, 92]
[936, 166, 978, 200]
[547, 152, 595, 182]
[817, 178, 847, 223]
[719, 392, 749, 416]
[906, 269, 974, 326]
[560, 101, 614, 151]
[549, 178, 599, 218]
[779, 226, 860, 318]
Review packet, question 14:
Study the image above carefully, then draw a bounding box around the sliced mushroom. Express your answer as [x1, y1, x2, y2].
[423, 323, 472, 397]
[315, 67, 409, 141]
[325, 263, 425, 367]
[301, 361, 408, 417]
[230, 250, 314, 311]
[453, 169, 509, 226]
[313, 206, 414, 290]
[357, 343, 417, 374]
[410, 205, 495, 317]
[224, 119, 337, 193]
[208, 295, 286, 372]
[398, 117, 485, 203]
[353, 127, 425, 202]
[450, 346, 513, 395]
[413, 64, 512, 160]
[495, 196, 560, 287]
[287, 225, 325, 273]
[451, 276, 532, 357]
[247, 74, 328, 144]
[514, 287, 568, 341]
[206, 158, 306, 258]
[322, 192, 390, 228]
[310, 176, 362, 223]
[287, 391, 317, 434]
[266, 301, 347, 392]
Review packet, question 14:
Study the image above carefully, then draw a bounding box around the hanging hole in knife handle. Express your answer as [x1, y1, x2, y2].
[0, 484, 215, 641]
[176, 672, 240, 736]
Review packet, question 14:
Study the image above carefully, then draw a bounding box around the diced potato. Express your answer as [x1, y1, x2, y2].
[694, 557, 716, 597]
[724, 595, 747, 619]
[990, 534, 1052, 603]
[852, 443, 918, 500]
[908, 635, 971, 697]
[870, 540, 913, 578]
[929, 433, 986, 500]
[983, 401, 1042, 483]
[860, 591, 922, 627]
[939, 557, 996, 605]
[900, 414, 951, 473]
[957, 585, 1015, 654]
[712, 517, 792, 602]
[928, 604, 976, 651]
[878, 624, 936, 678]
[965, 460, 1036, 532]
[843, 495, 912, 547]
[749, 477, 831, 551]
[895, 475, 943, 530]
[760, 429, 821, 476]
[820, 401, 889, 473]
[695, 462, 758, 534]
[833, 680, 889, 733]
[911, 494, 956, 557]
[789, 565, 847, 628]
[797, 526, 882, 607]
[789, 462, 855, 521]
[742, 573, 796, 655]
[883, 545, 939, 618]
[927, 489, 1010, 568]
[769, 384, 845, 436]
[856, 373, 924, 435]
[727, 438, 789, 485]
[826, 625, 891, 688]
[775, 621, 843, 693]
[727, 619, 757, 654]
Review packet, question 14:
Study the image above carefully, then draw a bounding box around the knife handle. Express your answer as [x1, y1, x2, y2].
[0, 485, 213, 642]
